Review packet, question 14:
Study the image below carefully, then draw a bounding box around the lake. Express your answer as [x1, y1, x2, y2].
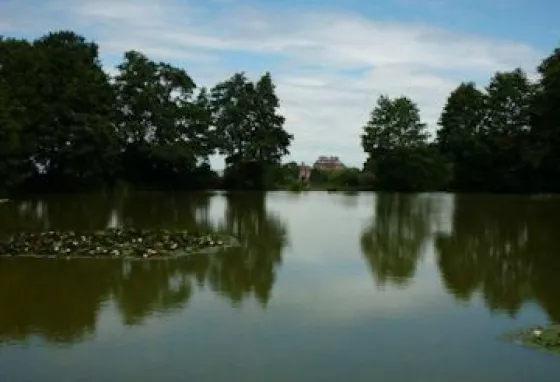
[1, 191, 560, 381]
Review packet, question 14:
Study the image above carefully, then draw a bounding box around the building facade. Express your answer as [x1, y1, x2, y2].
[313, 156, 345, 171]
[298, 163, 312, 181]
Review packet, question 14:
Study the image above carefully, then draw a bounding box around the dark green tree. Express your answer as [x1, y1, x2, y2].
[436, 82, 487, 190]
[29, 31, 118, 190]
[0, 37, 42, 192]
[529, 47, 560, 191]
[361, 95, 427, 155]
[211, 72, 293, 189]
[483, 69, 534, 191]
[113, 51, 215, 188]
[0, 82, 27, 193]
[361, 95, 448, 191]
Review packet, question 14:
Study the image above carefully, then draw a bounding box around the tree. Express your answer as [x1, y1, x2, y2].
[0, 37, 39, 192]
[361, 95, 447, 191]
[483, 69, 534, 191]
[211, 72, 293, 189]
[529, 47, 560, 191]
[0, 84, 26, 193]
[437, 83, 486, 155]
[361, 95, 427, 156]
[436, 82, 487, 190]
[29, 31, 118, 190]
[113, 50, 214, 188]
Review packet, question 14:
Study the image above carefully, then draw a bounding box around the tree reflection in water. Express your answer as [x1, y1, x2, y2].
[0, 258, 116, 344]
[436, 195, 560, 322]
[360, 193, 435, 287]
[0, 191, 288, 343]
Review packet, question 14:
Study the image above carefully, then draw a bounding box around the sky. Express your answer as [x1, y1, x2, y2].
[0, 0, 558, 169]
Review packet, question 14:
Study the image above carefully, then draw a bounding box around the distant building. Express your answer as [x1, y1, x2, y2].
[313, 156, 345, 171]
[298, 162, 312, 181]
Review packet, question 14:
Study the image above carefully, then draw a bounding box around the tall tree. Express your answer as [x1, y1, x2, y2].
[211, 72, 292, 189]
[113, 51, 214, 187]
[361, 95, 447, 191]
[530, 47, 560, 191]
[437, 83, 486, 154]
[361, 95, 427, 156]
[31, 31, 118, 189]
[484, 69, 534, 191]
[436, 82, 487, 190]
[0, 83, 24, 193]
[0, 37, 39, 192]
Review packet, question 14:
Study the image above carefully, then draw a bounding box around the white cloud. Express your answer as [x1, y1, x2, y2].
[0, 0, 544, 167]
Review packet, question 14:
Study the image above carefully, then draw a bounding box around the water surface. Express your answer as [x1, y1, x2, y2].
[1, 191, 560, 381]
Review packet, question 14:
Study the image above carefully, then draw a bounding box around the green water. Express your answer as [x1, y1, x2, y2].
[1, 191, 560, 381]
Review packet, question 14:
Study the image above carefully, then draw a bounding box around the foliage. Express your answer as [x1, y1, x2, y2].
[211, 72, 293, 189]
[3, 29, 560, 194]
[361, 95, 448, 191]
[361, 95, 427, 155]
[0, 31, 293, 193]
[0, 31, 118, 192]
[436, 70, 536, 192]
[369, 146, 451, 192]
[0, 83, 26, 193]
[305, 166, 370, 191]
[113, 50, 216, 189]
[483, 69, 534, 191]
[529, 47, 560, 191]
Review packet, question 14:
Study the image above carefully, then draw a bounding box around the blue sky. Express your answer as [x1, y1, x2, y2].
[1, 0, 558, 168]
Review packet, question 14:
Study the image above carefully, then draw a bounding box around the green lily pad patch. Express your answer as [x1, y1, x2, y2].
[0, 228, 238, 259]
[502, 324, 560, 357]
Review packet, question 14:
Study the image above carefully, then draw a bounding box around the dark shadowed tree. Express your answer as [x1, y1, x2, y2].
[361, 95, 448, 191]
[483, 69, 534, 191]
[30, 31, 118, 190]
[211, 72, 293, 189]
[436, 82, 487, 190]
[361, 95, 427, 155]
[1, 32, 117, 192]
[0, 37, 37, 193]
[0, 82, 26, 193]
[529, 47, 560, 191]
[113, 50, 215, 188]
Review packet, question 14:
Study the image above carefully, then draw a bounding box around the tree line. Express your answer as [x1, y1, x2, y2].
[2, 30, 559, 194]
[361, 46, 560, 192]
[0, 31, 292, 194]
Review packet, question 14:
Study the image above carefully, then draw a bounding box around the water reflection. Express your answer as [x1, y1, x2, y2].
[0, 259, 115, 344]
[213, 193, 287, 306]
[436, 195, 560, 322]
[0, 190, 216, 234]
[0, 192, 118, 234]
[360, 194, 434, 287]
[113, 261, 194, 326]
[0, 191, 288, 344]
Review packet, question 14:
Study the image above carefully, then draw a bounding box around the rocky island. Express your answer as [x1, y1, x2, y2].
[0, 228, 237, 260]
